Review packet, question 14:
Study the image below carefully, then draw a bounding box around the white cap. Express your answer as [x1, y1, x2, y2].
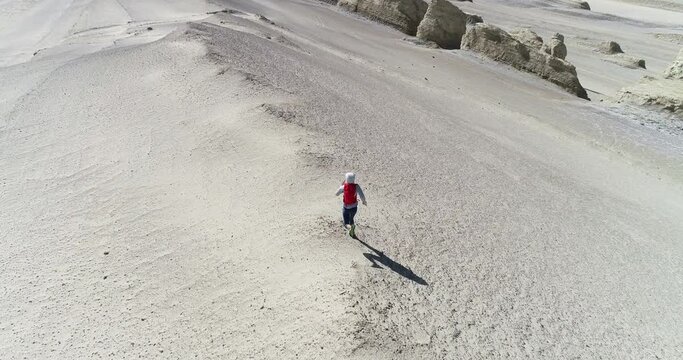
[345, 172, 355, 184]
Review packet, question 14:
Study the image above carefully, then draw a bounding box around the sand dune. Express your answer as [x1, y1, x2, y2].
[1, 0, 682, 358]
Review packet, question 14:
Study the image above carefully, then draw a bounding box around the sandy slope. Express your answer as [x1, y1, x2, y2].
[590, 0, 683, 24]
[0, 0, 218, 67]
[1, 0, 682, 359]
[0, 20, 363, 359]
[611, 0, 683, 12]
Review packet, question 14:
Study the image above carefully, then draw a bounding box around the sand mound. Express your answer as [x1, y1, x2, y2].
[0, 13, 362, 358]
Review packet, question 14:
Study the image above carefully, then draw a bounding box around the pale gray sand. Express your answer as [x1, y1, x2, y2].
[1, 0, 682, 359]
[0, 25, 362, 359]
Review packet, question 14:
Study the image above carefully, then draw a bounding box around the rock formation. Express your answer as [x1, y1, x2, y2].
[556, 0, 591, 9]
[596, 41, 646, 69]
[465, 13, 483, 25]
[618, 80, 682, 114]
[510, 28, 544, 50]
[462, 24, 588, 99]
[511, 30, 567, 60]
[605, 55, 646, 69]
[598, 41, 623, 54]
[617, 49, 682, 114]
[543, 33, 567, 60]
[416, 0, 467, 49]
[338, 0, 588, 99]
[575, 1, 590, 10]
[338, 0, 428, 36]
[663, 48, 683, 80]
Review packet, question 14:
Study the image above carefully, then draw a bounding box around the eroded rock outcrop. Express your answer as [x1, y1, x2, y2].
[338, 0, 428, 36]
[596, 41, 646, 69]
[575, 1, 590, 10]
[416, 0, 467, 49]
[511, 30, 567, 60]
[664, 48, 683, 79]
[605, 55, 646, 69]
[510, 28, 544, 50]
[465, 13, 483, 25]
[598, 41, 623, 54]
[543, 33, 567, 60]
[462, 24, 588, 99]
[618, 49, 683, 115]
[618, 79, 682, 114]
[555, 0, 591, 10]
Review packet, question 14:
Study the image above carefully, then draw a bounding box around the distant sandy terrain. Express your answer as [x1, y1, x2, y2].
[1, 0, 681, 359]
[590, 0, 683, 22]
[605, 0, 683, 12]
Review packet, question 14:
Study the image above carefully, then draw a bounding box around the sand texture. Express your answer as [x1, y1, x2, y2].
[1, 0, 682, 358]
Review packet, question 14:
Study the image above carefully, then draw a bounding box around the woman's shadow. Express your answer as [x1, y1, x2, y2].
[352, 235, 428, 286]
